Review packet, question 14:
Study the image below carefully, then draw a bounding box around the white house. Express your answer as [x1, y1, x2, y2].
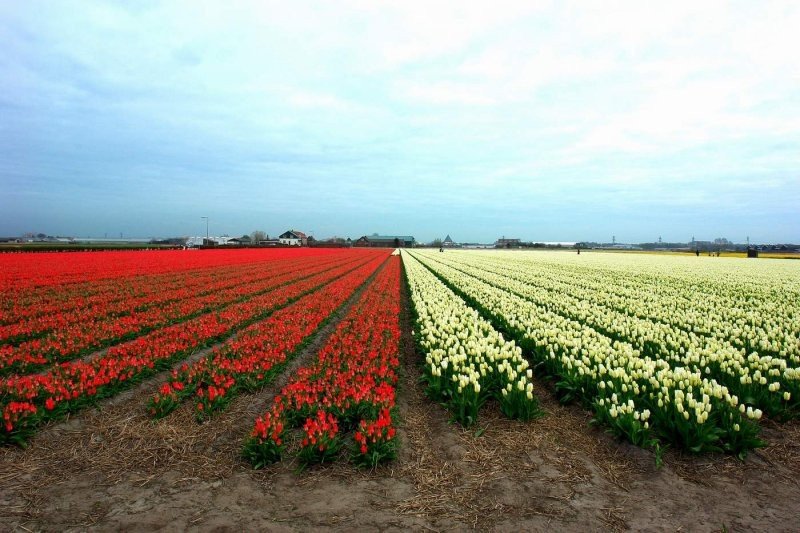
[278, 230, 307, 246]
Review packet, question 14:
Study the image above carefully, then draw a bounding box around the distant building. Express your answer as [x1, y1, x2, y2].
[495, 237, 521, 248]
[354, 234, 415, 248]
[187, 236, 210, 246]
[216, 236, 235, 245]
[227, 236, 251, 245]
[278, 230, 307, 246]
[442, 234, 455, 247]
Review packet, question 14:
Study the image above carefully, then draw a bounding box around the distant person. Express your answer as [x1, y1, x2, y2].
[577, 248, 580, 255]
[439, 246, 444, 252]
[695, 249, 700, 257]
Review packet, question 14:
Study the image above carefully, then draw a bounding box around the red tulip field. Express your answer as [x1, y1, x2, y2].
[1, 248, 799, 530]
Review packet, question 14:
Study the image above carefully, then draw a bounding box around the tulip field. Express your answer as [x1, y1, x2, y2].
[3, 247, 798, 455]
[0, 248, 394, 451]
[2, 247, 800, 530]
[403, 249, 800, 458]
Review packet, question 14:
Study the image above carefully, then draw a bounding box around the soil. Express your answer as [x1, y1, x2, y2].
[2, 276, 799, 532]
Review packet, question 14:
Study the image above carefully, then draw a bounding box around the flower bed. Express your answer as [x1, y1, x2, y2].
[245, 255, 402, 468]
[149, 253, 391, 421]
[0, 255, 353, 375]
[409, 250, 767, 458]
[403, 252, 541, 427]
[0, 252, 384, 445]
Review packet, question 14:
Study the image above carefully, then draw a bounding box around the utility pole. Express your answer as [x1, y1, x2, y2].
[201, 216, 209, 244]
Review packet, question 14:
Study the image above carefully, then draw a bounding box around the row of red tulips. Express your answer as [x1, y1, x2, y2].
[0, 258, 314, 341]
[0, 255, 354, 375]
[148, 252, 390, 420]
[244, 255, 402, 468]
[0, 252, 384, 445]
[0, 247, 346, 294]
[1, 249, 348, 328]
[1, 260, 269, 328]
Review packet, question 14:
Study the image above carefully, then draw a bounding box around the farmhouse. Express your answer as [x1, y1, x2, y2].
[443, 234, 455, 247]
[355, 234, 415, 248]
[278, 230, 308, 246]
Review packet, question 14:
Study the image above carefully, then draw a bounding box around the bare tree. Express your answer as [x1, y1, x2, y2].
[251, 230, 267, 243]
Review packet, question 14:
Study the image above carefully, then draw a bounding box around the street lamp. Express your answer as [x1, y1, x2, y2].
[201, 216, 209, 245]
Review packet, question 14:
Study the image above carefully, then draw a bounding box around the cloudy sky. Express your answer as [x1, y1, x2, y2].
[1, 1, 798, 243]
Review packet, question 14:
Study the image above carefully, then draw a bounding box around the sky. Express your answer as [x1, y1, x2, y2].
[1, 1, 799, 244]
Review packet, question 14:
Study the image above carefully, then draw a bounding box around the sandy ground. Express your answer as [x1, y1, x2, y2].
[2, 281, 800, 532]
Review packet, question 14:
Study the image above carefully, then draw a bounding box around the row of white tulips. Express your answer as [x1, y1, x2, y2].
[401, 251, 540, 425]
[436, 251, 799, 366]
[419, 251, 799, 420]
[409, 250, 764, 456]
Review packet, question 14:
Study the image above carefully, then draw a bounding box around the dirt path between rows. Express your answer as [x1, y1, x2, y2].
[1, 266, 800, 531]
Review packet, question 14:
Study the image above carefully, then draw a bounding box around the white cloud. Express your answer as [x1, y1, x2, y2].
[286, 90, 358, 111]
[396, 81, 498, 106]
